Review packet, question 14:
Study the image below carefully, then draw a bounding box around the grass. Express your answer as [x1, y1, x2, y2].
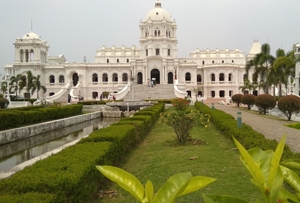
[285, 122, 300, 130]
[89, 107, 262, 203]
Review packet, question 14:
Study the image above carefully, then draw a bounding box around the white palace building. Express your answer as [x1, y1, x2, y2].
[2, 1, 262, 102]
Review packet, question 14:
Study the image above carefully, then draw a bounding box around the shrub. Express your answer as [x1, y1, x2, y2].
[231, 94, 243, 107]
[241, 94, 256, 110]
[170, 97, 190, 111]
[160, 108, 209, 144]
[254, 94, 276, 114]
[0, 97, 9, 109]
[278, 95, 300, 121]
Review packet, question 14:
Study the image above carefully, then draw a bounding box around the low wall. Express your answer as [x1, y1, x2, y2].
[0, 112, 101, 145]
[8, 101, 32, 108]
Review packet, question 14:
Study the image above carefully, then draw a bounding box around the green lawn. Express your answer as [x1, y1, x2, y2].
[89, 108, 262, 203]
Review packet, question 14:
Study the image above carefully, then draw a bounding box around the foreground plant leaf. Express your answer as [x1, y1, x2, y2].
[145, 180, 154, 202]
[152, 172, 192, 203]
[96, 165, 144, 202]
[202, 194, 250, 203]
[178, 176, 216, 196]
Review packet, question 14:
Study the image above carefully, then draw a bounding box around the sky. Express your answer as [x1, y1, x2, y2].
[1, 0, 300, 75]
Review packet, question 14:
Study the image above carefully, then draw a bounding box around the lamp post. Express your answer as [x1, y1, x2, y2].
[237, 111, 242, 128]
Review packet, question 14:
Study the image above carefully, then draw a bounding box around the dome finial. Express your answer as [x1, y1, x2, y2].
[155, 0, 161, 8]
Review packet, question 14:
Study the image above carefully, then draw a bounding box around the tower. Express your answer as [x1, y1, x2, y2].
[294, 43, 300, 95]
[139, 0, 178, 58]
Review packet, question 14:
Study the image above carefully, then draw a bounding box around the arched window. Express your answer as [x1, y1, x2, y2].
[228, 73, 232, 81]
[92, 92, 98, 99]
[112, 73, 118, 82]
[122, 73, 128, 82]
[219, 73, 225, 81]
[211, 91, 215, 98]
[20, 49, 24, 62]
[92, 73, 98, 82]
[102, 73, 108, 82]
[197, 74, 202, 83]
[211, 73, 215, 81]
[219, 90, 225, 97]
[49, 75, 55, 83]
[145, 30, 149, 37]
[25, 49, 29, 62]
[185, 72, 191, 81]
[30, 49, 34, 62]
[59, 75, 64, 83]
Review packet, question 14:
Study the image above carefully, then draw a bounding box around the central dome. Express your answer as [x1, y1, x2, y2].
[22, 31, 41, 40]
[144, 1, 172, 21]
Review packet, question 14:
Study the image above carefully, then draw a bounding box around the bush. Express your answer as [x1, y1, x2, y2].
[0, 97, 9, 109]
[241, 94, 256, 110]
[231, 94, 243, 107]
[254, 94, 276, 114]
[170, 97, 190, 111]
[278, 95, 300, 121]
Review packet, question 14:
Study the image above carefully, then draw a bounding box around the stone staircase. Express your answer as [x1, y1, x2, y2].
[123, 84, 176, 101]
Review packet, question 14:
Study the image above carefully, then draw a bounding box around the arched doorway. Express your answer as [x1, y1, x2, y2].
[72, 73, 79, 86]
[151, 69, 160, 84]
[137, 72, 143, 84]
[168, 72, 173, 84]
[186, 90, 191, 98]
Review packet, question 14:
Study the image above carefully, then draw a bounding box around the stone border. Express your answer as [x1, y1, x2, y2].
[0, 112, 101, 145]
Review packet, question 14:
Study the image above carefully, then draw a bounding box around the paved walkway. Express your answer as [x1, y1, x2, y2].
[214, 104, 300, 153]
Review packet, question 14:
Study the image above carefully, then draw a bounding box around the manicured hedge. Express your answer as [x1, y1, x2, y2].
[0, 102, 165, 202]
[0, 104, 83, 130]
[0, 142, 114, 203]
[194, 102, 300, 160]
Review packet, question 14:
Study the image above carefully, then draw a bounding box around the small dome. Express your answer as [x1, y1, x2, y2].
[145, 1, 172, 21]
[22, 31, 41, 40]
[249, 40, 261, 55]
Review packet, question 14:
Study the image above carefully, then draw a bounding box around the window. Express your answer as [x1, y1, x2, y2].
[102, 73, 108, 82]
[112, 73, 118, 82]
[49, 75, 55, 83]
[197, 74, 202, 83]
[107, 59, 109, 63]
[229, 90, 233, 97]
[59, 75, 64, 83]
[232, 60, 234, 63]
[219, 90, 225, 97]
[211, 91, 215, 98]
[92, 92, 98, 99]
[212, 60, 214, 64]
[228, 73, 232, 81]
[117, 59, 119, 63]
[211, 74, 215, 81]
[219, 73, 225, 81]
[185, 72, 191, 81]
[146, 49, 148, 56]
[122, 73, 128, 82]
[168, 49, 170, 56]
[222, 60, 224, 63]
[127, 59, 129, 63]
[92, 73, 98, 82]
[156, 48, 160, 55]
[202, 61, 205, 65]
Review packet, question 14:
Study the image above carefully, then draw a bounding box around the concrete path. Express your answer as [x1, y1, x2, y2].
[214, 104, 300, 153]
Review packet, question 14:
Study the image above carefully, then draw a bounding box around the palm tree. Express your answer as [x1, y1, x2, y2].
[23, 71, 35, 98]
[31, 75, 47, 99]
[1, 81, 7, 95]
[270, 48, 296, 97]
[248, 43, 275, 94]
[9, 74, 26, 98]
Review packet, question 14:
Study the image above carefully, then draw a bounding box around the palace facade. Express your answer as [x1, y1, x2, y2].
[3, 1, 261, 102]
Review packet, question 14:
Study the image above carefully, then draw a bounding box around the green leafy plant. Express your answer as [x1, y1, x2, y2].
[96, 165, 215, 203]
[231, 94, 243, 107]
[170, 97, 190, 111]
[160, 109, 209, 144]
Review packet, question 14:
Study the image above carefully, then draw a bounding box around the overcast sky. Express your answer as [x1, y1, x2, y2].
[1, 0, 300, 75]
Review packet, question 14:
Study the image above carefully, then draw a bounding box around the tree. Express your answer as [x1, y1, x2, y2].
[9, 74, 26, 98]
[277, 95, 300, 121]
[247, 43, 275, 94]
[23, 71, 35, 98]
[231, 94, 243, 107]
[31, 75, 47, 99]
[254, 94, 276, 115]
[241, 94, 256, 110]
[0, 81, 7, 95]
